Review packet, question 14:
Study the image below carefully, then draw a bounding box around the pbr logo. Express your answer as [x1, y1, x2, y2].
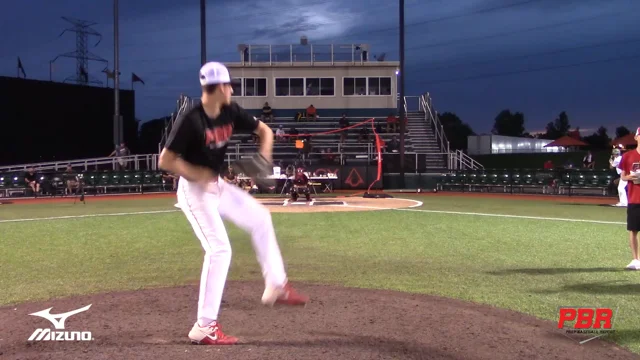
[557, 306, 618, 344]
[27, 304, 93, 341]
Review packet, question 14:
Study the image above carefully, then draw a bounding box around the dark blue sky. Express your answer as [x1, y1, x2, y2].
[2, 0, 639, 135]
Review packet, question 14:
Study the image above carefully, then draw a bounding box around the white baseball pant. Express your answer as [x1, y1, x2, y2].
[177, 176, 288, 327]
[618, 178, 628, 206]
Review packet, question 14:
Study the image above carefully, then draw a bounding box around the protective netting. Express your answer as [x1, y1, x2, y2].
[277, 118, 383, 192]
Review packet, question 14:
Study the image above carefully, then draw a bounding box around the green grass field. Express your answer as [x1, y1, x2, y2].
[1, 194, 638, 353]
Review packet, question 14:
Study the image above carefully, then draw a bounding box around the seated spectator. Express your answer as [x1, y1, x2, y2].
[374, 137, 386, 152]
[261, 102, 274, 123]
[339, 114, 350, 144]
[63, 165, 79, 195]
[386, 136, 399, 153]
[306, 104, 318, 121]
[358, 124, 370, 143]
[295, 112, 303, 122]
[289, 127, 299, 142]
[275, 125, 286, 142]
[386, 113, 397, 133]
[543, 160, 554, 169]
[162, 171, 178, 190]
[396, 115, 408, 132]
[223, 165, 238, 186]
[322, 147, 336, 164]
[583, 151, 595, 169]
[24, 167, 40, 196]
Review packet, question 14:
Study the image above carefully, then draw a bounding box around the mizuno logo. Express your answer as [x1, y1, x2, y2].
[29, 304, 92, 329]
[27, 304, 93, 341]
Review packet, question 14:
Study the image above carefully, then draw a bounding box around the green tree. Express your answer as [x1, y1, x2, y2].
[543, 111, 571, 139]
[491, 109, 525, 137]
[616, 126, 631, 139]
[582, 126, 610, 149]
[138, 116, 170, 154]
[439, 112, 475, 151]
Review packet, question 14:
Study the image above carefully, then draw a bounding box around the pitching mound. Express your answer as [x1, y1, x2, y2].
[1, 282, 637, 360]
[258, 196, 420, 213]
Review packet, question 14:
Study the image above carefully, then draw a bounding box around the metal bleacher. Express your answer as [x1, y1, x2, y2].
[157, 95, 411, 166]
[227, 117, 411, 165]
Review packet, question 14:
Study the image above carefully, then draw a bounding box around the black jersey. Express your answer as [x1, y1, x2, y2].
[164, 102, 259, 174]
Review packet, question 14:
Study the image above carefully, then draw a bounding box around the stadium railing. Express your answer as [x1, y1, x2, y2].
[0, 154, 158, 173]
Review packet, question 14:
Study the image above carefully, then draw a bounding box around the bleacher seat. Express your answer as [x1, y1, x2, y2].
[225, 115, 411, 165]
[434, 168, 616, 197]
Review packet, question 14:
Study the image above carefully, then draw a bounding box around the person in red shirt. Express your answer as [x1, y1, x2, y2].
[617, 127, 640, 270]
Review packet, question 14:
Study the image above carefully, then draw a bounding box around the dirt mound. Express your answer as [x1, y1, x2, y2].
[0, 281, 637, 360]
[259, 196, 421, 213]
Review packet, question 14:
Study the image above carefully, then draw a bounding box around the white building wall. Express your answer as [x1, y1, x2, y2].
[225, 63, 398, 110]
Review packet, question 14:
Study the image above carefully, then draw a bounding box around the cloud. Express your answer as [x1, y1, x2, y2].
[242, 0, 358, 43]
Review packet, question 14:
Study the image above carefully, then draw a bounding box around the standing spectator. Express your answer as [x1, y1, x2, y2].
[358, 122, 370, 143]
[63, 165, 79, 195]
[289, 127, 299, 143]
[109, 143, 131, 170]
[616, 129, 640, 270]
[339, 114, 349, 144]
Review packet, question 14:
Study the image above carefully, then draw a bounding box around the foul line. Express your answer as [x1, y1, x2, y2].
[0, 210, 180, 224]
[0, 198, 624, 226]
[339, 204, 625, 225]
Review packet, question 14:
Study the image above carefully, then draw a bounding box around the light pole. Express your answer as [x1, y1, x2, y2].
[113, 0, 122, 148]
[398, 0, 406, 188]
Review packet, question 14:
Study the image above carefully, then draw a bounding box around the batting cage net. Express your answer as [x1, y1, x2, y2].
[274, 117, 384, 192]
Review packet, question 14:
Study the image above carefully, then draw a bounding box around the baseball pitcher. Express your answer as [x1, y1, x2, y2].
[158, 61, 308, 346]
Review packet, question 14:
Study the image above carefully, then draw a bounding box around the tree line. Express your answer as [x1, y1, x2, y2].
[438, 109, 632, 151]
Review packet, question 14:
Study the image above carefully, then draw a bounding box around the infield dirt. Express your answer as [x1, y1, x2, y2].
[1, 281, 638, 360]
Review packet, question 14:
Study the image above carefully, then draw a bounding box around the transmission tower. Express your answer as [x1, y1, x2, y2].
[51, 17, 108, 85]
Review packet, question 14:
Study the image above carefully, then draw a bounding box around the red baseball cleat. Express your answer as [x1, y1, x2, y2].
[262, 281, 309, 306]
[188, 321, 239, 345]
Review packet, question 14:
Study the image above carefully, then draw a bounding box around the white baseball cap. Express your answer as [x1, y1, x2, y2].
[636, 127, 640, 136]
[199, 61, 231, 86]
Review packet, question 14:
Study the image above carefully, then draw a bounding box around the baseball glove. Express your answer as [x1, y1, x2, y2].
[232, 154, 275, 188]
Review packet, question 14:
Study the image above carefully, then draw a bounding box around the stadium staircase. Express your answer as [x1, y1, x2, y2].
[403, 94, 483, 170]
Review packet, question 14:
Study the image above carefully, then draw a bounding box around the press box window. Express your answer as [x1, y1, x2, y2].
[243, 78, 267, 97]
